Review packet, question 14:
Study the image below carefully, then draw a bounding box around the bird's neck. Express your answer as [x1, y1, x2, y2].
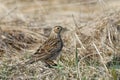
[49, 32, 61, 39]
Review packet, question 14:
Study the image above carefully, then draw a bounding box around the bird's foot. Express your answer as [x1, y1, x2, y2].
[45, 60, 57, 68]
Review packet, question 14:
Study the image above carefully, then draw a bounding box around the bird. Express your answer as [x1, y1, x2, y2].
[25, 26, 63, 67]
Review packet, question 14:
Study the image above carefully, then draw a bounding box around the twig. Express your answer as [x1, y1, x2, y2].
[0, 7, 17, 21]
[74, 33, 86, 50]
[97, 0, 107, 10]
[72, 14, 79, 29]
[72, 14, 86, 50]
[92, 42, 108, 73]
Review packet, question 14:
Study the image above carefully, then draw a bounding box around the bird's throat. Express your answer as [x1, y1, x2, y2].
[50, 32, 61, 39]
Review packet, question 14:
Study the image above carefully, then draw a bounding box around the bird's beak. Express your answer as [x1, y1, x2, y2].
[61, 27, 69, 34]
[62, 28, 69, 32]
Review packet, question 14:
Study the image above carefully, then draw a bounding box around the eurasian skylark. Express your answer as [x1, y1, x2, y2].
[25, 26, 63, 67]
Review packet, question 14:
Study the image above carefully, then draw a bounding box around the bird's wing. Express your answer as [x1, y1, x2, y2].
[31, 38, 61, 60]
[25, 38, 61, 64]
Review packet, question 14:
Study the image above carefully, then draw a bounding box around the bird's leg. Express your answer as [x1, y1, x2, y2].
[45, 60, 57, 68]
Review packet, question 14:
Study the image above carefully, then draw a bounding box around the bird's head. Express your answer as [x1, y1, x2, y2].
[49, 26, 63, 38]
[53, 26, 62, 34]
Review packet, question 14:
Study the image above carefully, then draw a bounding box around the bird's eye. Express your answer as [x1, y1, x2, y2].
[57, 27, 59, 29]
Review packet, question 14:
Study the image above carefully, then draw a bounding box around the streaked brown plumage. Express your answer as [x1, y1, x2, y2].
[25, 26, 63, 67]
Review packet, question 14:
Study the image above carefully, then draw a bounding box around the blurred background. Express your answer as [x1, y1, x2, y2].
[0, 0, 119, 28]
[0, 0, 120, 80]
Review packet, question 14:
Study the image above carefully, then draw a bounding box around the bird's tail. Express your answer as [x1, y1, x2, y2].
[8, 56, 39, 71]
[8, 59, 36, 71]
[24, 56, 41, 65]
[25, 59, 36, 65]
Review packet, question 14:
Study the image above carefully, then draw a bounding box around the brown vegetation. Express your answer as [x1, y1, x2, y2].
[0, 0, 120, 80]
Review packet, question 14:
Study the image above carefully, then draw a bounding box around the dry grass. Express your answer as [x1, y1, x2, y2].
[0, 0, 120, 80]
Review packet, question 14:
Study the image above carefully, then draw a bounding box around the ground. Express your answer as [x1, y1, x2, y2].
[0, 0, 120, 80]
